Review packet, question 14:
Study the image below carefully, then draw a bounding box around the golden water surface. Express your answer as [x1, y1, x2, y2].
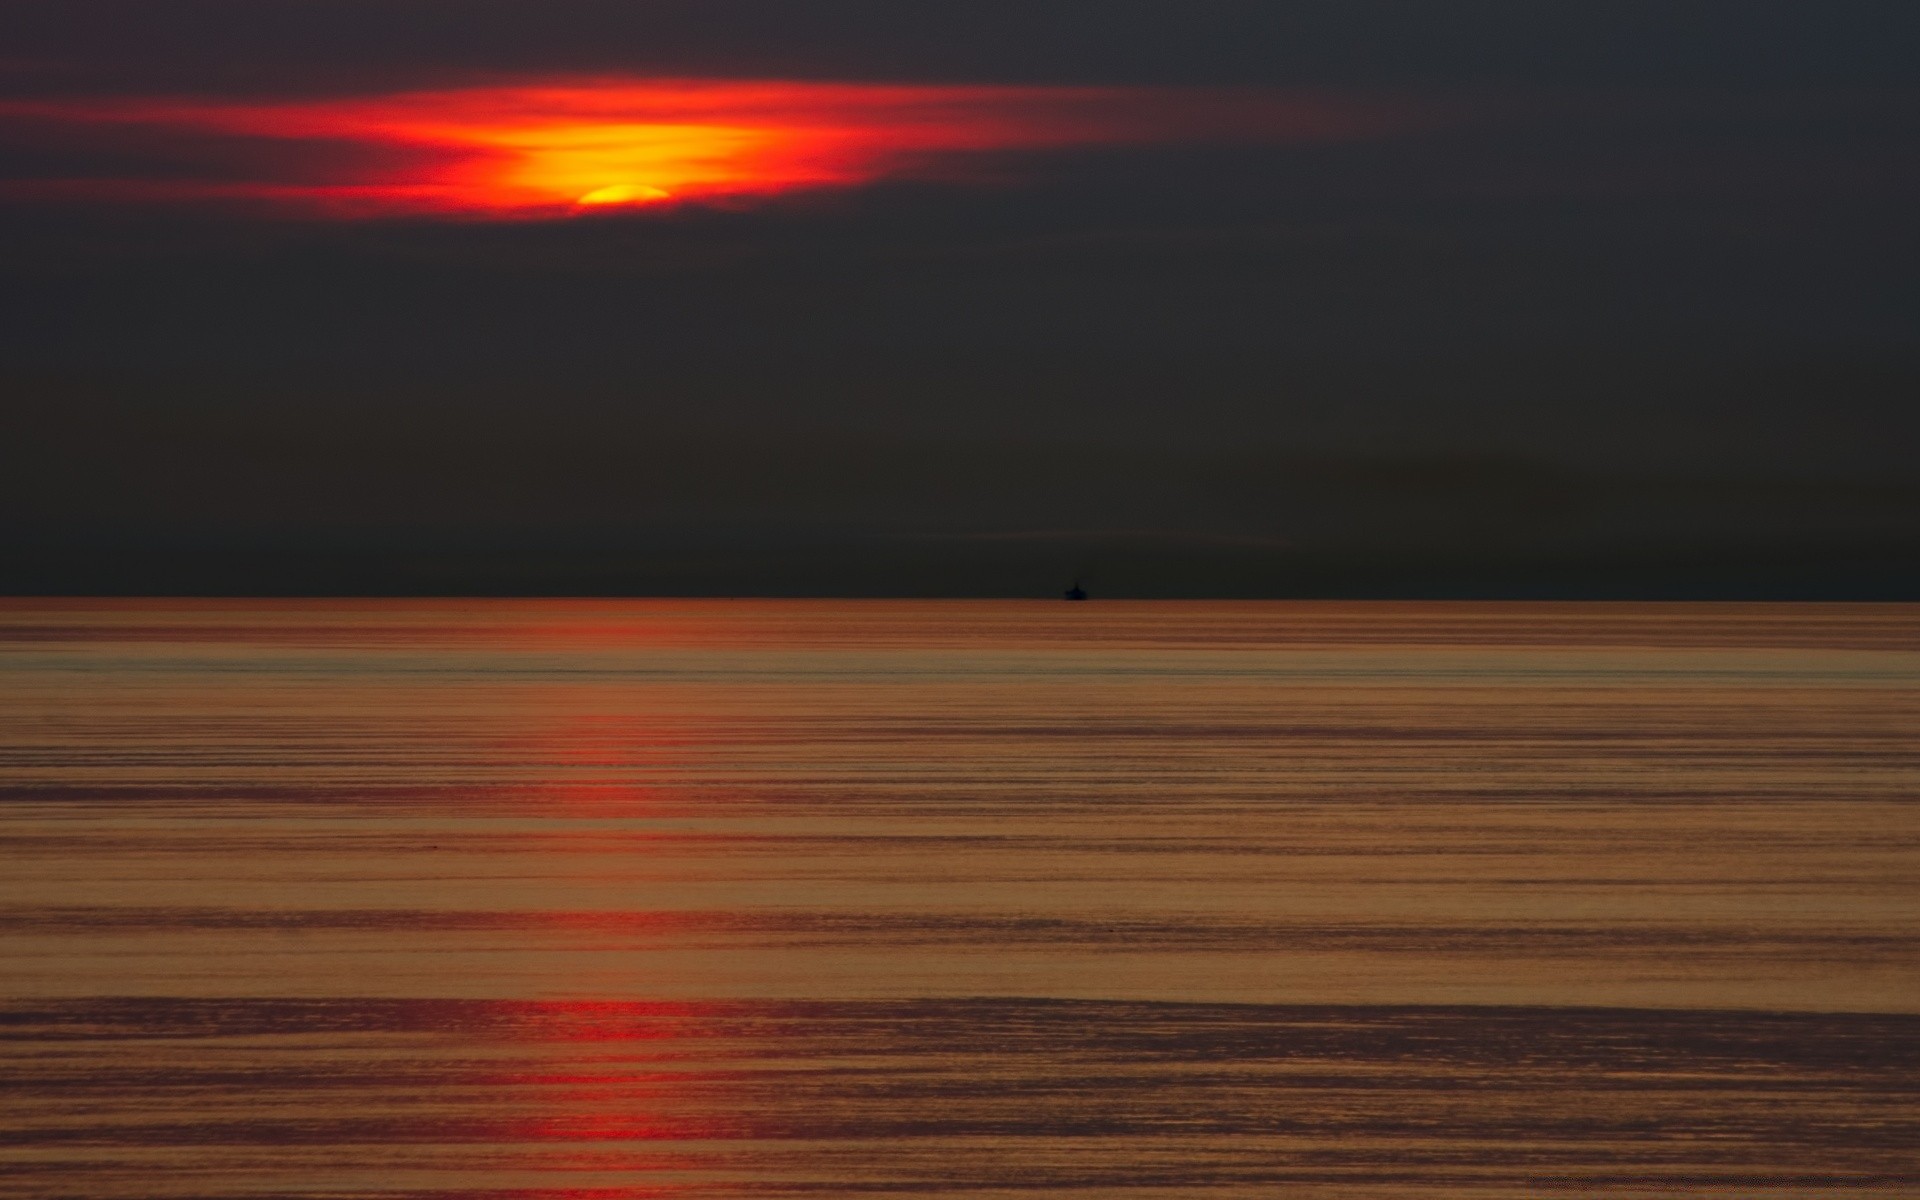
[1, 600, 1915, 1196]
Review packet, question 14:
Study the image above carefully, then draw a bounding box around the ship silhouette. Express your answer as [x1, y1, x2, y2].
[1064, 581, 1088, 601]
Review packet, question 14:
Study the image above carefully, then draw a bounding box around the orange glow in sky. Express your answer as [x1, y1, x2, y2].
[0, 78, 1425, 218]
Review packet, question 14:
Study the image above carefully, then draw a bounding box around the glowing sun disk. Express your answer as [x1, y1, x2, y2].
[576, 183, 673, 206]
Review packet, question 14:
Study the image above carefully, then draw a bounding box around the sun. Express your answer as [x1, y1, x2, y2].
[574, 183, 673, 207]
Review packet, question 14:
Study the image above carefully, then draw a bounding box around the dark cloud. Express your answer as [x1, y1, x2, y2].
[4, 1, 1916, 94]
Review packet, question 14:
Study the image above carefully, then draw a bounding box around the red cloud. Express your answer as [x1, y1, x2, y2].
[0, 79, 1432, 218]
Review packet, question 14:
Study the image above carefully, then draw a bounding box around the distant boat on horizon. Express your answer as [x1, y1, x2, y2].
[1064, 582, 1088, 601]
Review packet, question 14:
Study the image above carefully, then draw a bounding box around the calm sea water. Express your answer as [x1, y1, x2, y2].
[1, 599, 1915, 1197]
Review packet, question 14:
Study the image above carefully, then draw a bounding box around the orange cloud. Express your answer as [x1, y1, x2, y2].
[0, 79, 1428, 218]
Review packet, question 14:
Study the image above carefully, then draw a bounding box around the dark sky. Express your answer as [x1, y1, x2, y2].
[3, 1, 1917, 596]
